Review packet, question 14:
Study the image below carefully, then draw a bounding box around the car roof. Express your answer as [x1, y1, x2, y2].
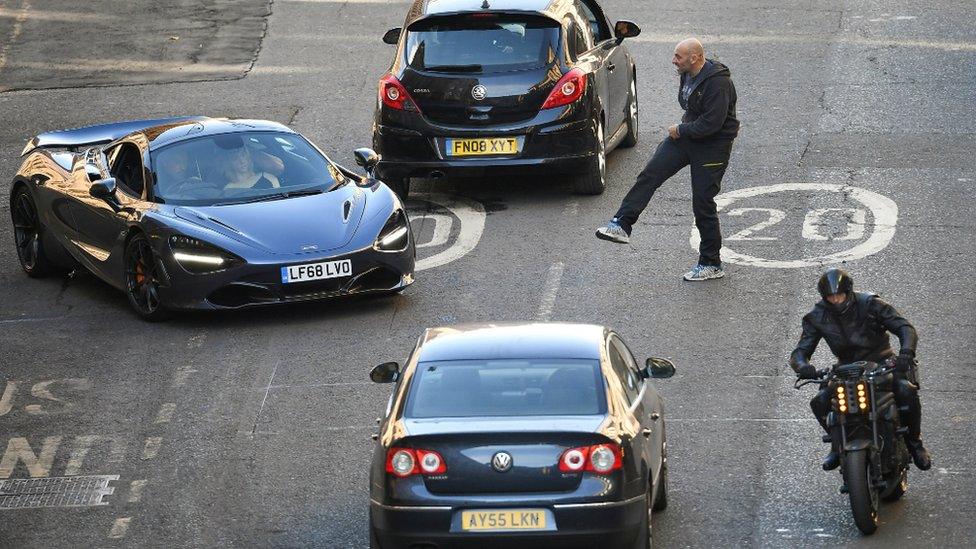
[416, 322, 607, 362]
[139, 117, 296, 150]
[405, 0, 566, 26]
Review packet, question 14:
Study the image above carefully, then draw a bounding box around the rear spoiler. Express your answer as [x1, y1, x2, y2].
[21, 116, 209, 156]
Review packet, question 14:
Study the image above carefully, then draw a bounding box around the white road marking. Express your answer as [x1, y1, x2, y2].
[725, 208, 785, 241]
[186, 334, 207, 349]
[561, 199, 579, 217]
[24, 378, 91, 415]
[141, 438, 163, 460]
[690, 183, 898, 268]
[0, 1, 30, 80]
[630, 31, 976, 51]
[108, 517, 131, 539]
[154, 403, 177, 424]
[0, 381, 17, 416]
[536, 262, 565, 322]
[65, 435, 126, 476]
[802, 208, 866, 241]
[413, 193, 486, 272]
[0, 436, 61, 478]
[128, 480, 148, 503]
[171, 364, 198, 388]
[415, 213, 453, 249]
[0, 7, 109, 22]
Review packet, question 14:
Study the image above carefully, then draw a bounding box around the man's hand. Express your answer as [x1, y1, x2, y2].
[797, 364, 819, 379]
[668, 124, 681, 139]
[895, 353, 916, 373]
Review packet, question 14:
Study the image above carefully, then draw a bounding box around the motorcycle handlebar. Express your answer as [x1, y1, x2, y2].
[792, 362, 897, 390]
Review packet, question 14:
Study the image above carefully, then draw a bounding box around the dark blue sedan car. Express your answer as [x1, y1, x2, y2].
[368, 323, 675, 548]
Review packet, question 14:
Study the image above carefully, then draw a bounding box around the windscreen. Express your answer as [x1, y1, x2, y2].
[405, 359, 606, 418]
[405, 14, 561, 73]
[150, 132, 343, 206]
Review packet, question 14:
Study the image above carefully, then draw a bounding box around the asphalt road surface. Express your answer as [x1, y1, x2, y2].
[1, 0, 974, 547]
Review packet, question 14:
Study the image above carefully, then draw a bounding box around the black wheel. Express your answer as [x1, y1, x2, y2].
[881, 469, 908, 502]
[631, 488, 652, 549]
[387, 177, 410, 200]
[843, 450, 879, 535]
[652, 460, 669, 512]
[620, 73, 639, 148]
[10, 186, 56, 277]
[368, 515, 381, 549]
[573, 119, 606, 195]
[124, 234, 171, 321]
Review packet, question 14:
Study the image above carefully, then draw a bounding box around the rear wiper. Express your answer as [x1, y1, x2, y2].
[214, 187, 323, 206]
[423, 64, 482, 73]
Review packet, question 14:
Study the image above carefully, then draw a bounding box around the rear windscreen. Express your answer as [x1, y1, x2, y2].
[404, 359, 606, 418]
[406, 14, 560, 73]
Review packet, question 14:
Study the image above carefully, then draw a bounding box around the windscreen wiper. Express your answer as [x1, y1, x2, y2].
[214, 187, 323, 206]
[423, 64, 483, 73]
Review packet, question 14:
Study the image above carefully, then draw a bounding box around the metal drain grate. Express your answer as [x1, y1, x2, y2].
[0, 475, 118, 509]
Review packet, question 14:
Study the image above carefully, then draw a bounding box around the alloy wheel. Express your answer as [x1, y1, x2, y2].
[12, 192, 41, 271]
[125, 237, 162, 315]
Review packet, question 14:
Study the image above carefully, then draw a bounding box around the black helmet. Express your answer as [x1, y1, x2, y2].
[818, 268, 854, 301]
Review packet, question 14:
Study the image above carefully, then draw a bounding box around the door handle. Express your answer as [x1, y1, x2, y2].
[607, 62, 616, 72]
[650, 412, 661, 421]
[642, 428, 652, 437]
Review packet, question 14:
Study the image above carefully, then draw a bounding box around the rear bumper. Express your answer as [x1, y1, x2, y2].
[373, 110, 597, 180]
[370, 494, 645, 549]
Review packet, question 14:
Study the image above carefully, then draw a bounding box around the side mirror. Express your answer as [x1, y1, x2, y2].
[89, 177, 118, 199]
[354, 147, 381, 175]
[382, 27, 402, 45]
[370, 361, 400, 383]
[614, 20, 641, 42]
[643, 357, 676, 379]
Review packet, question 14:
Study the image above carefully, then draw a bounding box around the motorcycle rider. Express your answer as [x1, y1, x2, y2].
[790, 268, 932, 471]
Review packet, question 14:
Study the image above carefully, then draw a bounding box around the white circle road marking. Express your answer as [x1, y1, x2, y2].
[409, 193, 486, 272]
[689, 183, 898, 268]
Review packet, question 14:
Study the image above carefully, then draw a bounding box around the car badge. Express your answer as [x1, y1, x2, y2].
[491, 451, 513, 472]
[471, 84, 488, 101]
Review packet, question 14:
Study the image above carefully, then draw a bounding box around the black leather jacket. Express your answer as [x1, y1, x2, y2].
[790, 292, 918, 371]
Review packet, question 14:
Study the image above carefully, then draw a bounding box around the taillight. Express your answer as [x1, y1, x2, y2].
[385, 447, 446, 477]
[558, 443, 622, 473]
[378, 73, 421, 112]
[542, 68, 587, 109]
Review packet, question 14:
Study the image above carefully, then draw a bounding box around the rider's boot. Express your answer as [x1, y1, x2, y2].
[899, 381, 932, 470]
[907, 440, 931, 470]
[822, 448, 840, 471]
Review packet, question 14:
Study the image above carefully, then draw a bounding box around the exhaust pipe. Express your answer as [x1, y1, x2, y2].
[429, 170, 445, 180]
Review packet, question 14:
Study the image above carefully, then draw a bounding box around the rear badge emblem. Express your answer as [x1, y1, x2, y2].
[491, 451, 513, 472]
[471, 85, 488, 101]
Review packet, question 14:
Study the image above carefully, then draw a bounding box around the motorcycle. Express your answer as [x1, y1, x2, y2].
[795, 360, 911, 535]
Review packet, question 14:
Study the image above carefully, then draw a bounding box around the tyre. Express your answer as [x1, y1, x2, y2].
[573, 119, 606, 195]
[620, 74, 639, 148]
[881, 469, 908, 502]
[123, 233, 171, 321]
[368, 515, 381, 549]
[631, 488, 652, 549]
[843, 449, 879, 535]
[10, 186, 57, 277]
[652, 461, 669, 512]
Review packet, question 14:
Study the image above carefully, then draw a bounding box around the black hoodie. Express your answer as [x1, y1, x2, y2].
[676, 59, 740, 141]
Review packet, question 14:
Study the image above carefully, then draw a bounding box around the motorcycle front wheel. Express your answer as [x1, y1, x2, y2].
[844, 449, 879, 535]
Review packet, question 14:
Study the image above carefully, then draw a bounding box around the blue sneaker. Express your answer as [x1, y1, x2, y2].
[683, 264, 725, 281]
[595, 220, 630, 244]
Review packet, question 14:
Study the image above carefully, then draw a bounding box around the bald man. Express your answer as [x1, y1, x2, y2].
[597, 38, 739, 282]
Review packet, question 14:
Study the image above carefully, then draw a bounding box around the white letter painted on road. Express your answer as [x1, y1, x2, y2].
[0, 436, 62, 478]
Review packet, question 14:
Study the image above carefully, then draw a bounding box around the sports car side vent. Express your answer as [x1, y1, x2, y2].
[206, 216, 242, 234]
[343, 200, 352, 222]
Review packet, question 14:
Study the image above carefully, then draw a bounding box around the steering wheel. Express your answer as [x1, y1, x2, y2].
[172, 177, 222, 198]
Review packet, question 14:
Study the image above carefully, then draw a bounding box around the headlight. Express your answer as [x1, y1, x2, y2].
[169, 235, 243, 273]
[374, 210, 409, 251]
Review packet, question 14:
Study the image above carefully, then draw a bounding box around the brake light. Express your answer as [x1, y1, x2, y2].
[378, 73, 421, 112]
[542, 68, 587, 109]
[385, 447, 447, 477]
[558, 443, 622, 473]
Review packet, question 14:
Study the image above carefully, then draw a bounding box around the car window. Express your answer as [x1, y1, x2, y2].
[149, 131, 341, 206]
[404, 359, 606, 418]
[405, 14, 561, 74]
[608, 337, 640, 404]
[565, 17, 589, 59]
[106, 143, 146, 198]
[577, 0, 610, 42]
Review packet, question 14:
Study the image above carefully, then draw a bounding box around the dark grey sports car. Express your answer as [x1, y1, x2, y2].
[368, 323, 675, 548]
[9, 117, 415, 320]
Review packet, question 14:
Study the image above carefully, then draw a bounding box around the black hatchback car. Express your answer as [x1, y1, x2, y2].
[368, 323, 675, 548]
[373, 0, 641, 197]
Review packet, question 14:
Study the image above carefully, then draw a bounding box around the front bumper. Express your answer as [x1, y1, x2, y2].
[155, 245, 414, 310]
[369, 494, 645, 549]
[374, 108, 597, 180]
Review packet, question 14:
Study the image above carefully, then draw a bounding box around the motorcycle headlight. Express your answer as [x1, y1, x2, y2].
[374, 210, 409, 252]
[169, 235, 243, 274]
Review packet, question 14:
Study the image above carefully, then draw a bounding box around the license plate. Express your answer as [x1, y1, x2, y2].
[280, 259, 352, 283]
[447, 137, 519, 156]
[460, 509, 546, 531]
